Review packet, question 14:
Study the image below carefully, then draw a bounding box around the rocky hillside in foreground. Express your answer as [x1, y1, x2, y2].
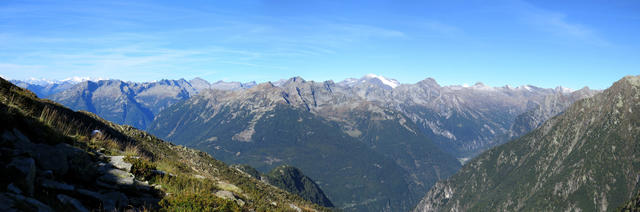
[413, 75, 640, 212]
[0, 77, 326, 211]
[149, 77, 461, 212]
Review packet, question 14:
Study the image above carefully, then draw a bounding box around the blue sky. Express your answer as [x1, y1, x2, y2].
[0, 0, 638, 89]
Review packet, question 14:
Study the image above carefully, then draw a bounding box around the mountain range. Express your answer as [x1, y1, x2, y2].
[413, 75, 640, 211]
[10, 74, 600, 211]
[13, 74, 595, 158]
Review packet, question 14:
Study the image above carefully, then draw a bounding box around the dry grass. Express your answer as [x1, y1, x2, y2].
[39, 106, 90, 138]
[95, 138, 121, 151]
[124, 144, 140, 157]
[156, 159, 188, 175]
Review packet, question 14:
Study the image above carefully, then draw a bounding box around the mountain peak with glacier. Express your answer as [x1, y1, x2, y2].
[338, 74, 401, 89]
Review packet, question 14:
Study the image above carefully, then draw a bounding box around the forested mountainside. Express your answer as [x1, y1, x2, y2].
[233, 164, 334, 208]
[414, 75, 640, 212]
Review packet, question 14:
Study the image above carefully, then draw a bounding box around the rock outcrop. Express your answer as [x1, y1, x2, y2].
[1, 128, 162, 211]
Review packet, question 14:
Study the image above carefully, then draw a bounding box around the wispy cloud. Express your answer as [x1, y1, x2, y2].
[418, 20, 462, 36]
[511, 0, 610, 47]
[327, 23, 406, 39]
[0, 0, 411, 81]
[212, 21, 406, 52]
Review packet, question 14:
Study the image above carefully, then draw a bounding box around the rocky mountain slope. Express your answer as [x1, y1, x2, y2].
[620, 192, 640, 211]
[149, 77, 461, 211]
[0, 77, 327, 211]
[413, 75, 640, 212]
[233, 164, 334, 208]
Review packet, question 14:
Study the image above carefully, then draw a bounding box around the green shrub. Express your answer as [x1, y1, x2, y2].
[125, 156, 156, 181]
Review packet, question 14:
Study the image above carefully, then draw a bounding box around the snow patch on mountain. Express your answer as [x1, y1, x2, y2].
[63, 76, 106, 83]
[363, 74, 400, 88]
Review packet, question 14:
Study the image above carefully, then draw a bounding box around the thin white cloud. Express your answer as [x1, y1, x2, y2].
[0, 63, 44, 72]
[512, 0, 610, 47]
[6, 42, 291, 80]
[419, 20, 462, 36]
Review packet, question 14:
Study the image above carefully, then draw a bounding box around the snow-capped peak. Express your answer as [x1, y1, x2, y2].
[62, 76, 105, 83]
[363, 74, 400, 88]
[25, 77, 57, 86]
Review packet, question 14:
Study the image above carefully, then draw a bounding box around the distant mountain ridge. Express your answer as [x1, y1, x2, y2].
[49, 79, 196, 129]
[334, 75, 595, 158]
[41, 78, 255, 129]
[10, 78, 91, 98]
[508, 87, 599, 139]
